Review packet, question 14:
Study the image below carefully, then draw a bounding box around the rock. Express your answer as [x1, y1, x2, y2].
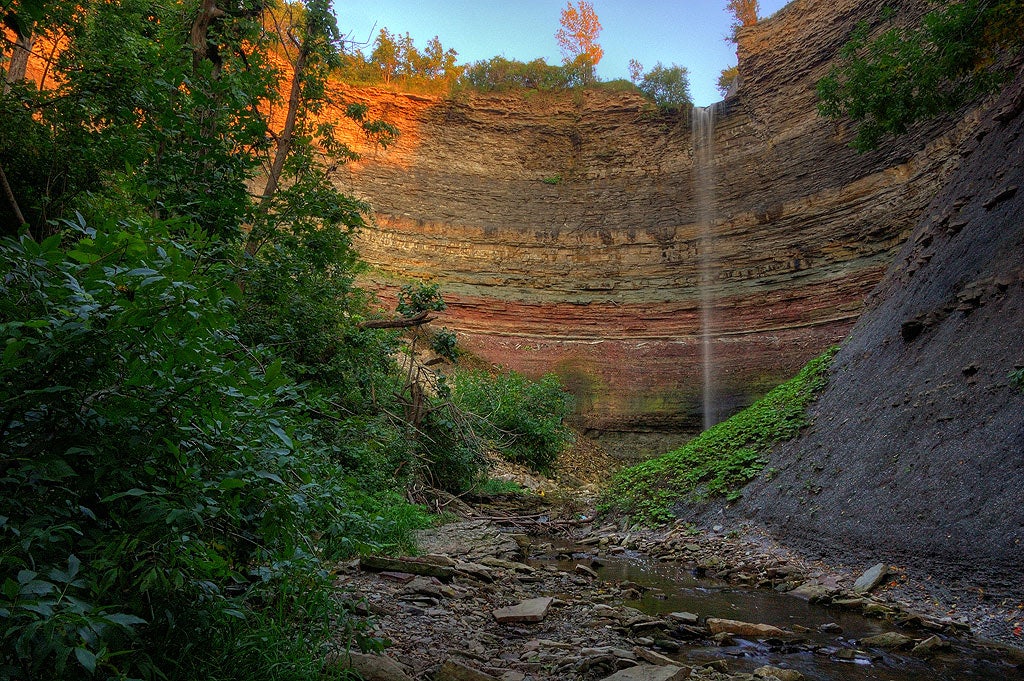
[863, 602, 895, 617]
[599, 664, 690, 681]
[853, 563, 890, 593]
[493, 597, 553, 624]
[479, 557, 534, 573]
[860, 632, 914, 650]
[788, 582, 831, 602]
[360, 555, 455, 581]
[754, 665, 804, 681]
[632, 646, 678, 666]
[911, 635, 951, 655]
[500, 673, 526, 681]
[831, 597, 868, 609]
[435, 659, 500, 681]
[666, 611, 699, 625]
[818, 622, 843, 634]
[575, 563, 599, 579]
[706, 617, 790, 638]
[330, 651, 414, 681]
[416, 520, 522, 561]
[379, 571, 416, 584]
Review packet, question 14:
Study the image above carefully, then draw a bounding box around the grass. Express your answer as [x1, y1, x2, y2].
[472, 478, 529, 497]
[600, 346, 839, 524]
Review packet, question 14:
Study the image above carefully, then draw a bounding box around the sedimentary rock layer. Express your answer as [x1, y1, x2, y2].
[332, 0, 968, 445]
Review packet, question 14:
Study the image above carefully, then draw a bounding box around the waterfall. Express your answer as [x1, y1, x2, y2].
[692, 104, 718, 430]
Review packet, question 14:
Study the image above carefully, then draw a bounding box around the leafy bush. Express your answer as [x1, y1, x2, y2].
[1011, 368, 1024, 390]
[430, 327, 459, 360]
[396, 280, 447, 317]
[451, 370, 574, 473]
[601, 347, 838, 523]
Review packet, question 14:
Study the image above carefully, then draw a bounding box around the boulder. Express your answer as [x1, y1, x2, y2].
[330, 651, 414, 681]
[754, 665, 804, 681]
[706, 617, 790, 638]
[860, 632, 914, 650]
[599, 664, 690, 681]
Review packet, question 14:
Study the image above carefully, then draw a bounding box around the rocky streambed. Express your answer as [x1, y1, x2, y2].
[329, 516, 1024, 681]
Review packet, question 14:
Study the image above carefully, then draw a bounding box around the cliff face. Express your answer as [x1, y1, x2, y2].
[735, 74, 1024, 588]
[332, 0, 970, 454]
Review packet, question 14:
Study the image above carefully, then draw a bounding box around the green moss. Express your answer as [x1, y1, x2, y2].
[600, 346, 839, 523]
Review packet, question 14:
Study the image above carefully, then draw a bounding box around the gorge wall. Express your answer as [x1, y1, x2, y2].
[331, 0, 971, 456]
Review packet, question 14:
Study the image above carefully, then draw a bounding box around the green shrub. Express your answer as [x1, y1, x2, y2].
[451, 370, 574, 473]
[1011, 368, 1024, 390]
[396, 281, 446, 317]
[601, 347, 838, 523]
[0, 219, 429, 679]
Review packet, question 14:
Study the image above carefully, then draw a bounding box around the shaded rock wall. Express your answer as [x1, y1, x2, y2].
[333, 0, 969, 454]
[736, 73, 1024, 587]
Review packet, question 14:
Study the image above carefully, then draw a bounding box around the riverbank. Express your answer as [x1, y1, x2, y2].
[327, 471, 1024, 681]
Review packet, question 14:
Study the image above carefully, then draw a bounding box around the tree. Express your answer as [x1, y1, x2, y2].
[817, 0, 1023, 151]
[371, 27, 399, 83]
[726, 0, 759, 41]
[628, 58, 643, 84]
[718, 64, 739, 97]
[555, 0, 603, 84]
[638, 62, 692, 110]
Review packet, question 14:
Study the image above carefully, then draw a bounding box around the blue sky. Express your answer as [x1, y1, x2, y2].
[334, 1, 791, 106]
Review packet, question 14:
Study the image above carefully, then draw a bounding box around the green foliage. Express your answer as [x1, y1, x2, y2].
[396, 280, 447, 316]
[459, 56, 585, 92]
[817, 0, 1023, 152]
[542, 175, 563, 185]
[0, 219, 434, 679]
[430, 327, 459, 361]
[451, 370, 574, 473]
[1010, 368, 1024, 390]
[472, 478, 529, 497]
[718, 65, 739, 98]
[601, 347, 839, 523]
[637, 62, 693, 110]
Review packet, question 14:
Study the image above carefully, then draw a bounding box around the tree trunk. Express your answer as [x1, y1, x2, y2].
[246, 38, 308, 255]
[3, 31, 35, 94]
[0, 160, 28, 228]
[190, 0, 225, 76]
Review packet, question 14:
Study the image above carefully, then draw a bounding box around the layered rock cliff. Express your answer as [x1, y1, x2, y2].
[332, 0, 971, 455]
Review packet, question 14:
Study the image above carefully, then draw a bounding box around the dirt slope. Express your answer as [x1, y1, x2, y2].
[736, 75, 1024, 589]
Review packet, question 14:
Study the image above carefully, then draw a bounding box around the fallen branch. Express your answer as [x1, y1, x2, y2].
[357, 310, 436, 329]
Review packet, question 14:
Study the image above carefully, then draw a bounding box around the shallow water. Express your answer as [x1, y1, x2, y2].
[530, 548, 1024, 681]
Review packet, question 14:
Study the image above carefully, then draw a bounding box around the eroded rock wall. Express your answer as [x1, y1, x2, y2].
[736, 73, 1024, 587]
[332, 0, 970, 454]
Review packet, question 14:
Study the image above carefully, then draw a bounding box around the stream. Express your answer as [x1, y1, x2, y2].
[529, 543, 1024, 681]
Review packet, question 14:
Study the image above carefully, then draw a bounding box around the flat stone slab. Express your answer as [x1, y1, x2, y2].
[359, 555, 454, 581]
[599, 664, 690, 681]
[417, 520, 522, 561]
[853, 563, 890, 593]
[706, 617, 790, 638]
[435, 659, 500, 681]
[860, 631, 914, 649]
[493, 597, 553, 624]
[330, 651, 413, 681]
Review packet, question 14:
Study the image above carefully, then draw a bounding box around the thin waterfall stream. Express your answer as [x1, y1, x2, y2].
[693, 104, 719, 429]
